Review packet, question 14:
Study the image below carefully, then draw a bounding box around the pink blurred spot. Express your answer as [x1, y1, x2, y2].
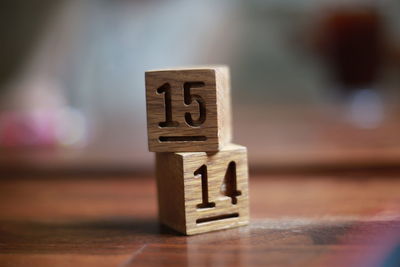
[0, 110, 57, 147]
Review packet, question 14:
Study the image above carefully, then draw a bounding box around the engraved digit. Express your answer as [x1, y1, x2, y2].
[195, 165, 215, 209]
[157, 83, 179, 127]
[184, 82, 206, 126]
[220, 161, 241, 204]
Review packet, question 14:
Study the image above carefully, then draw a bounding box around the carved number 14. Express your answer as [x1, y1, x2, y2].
[194, 161, 241, 209]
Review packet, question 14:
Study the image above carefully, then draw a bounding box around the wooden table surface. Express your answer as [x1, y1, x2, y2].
[1, 172, 399, 267]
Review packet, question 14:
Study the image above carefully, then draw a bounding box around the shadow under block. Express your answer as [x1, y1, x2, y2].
[156, 144, 249, 235]
[146, 66, 232, 152]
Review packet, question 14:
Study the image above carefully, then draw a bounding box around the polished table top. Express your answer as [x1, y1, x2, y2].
[1, 172, 399, 266]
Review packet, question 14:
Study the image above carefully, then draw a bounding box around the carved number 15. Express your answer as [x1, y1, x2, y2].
[157, 82, 206, 127]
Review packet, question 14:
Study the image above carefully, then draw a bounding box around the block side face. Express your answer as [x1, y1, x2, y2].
[155, 153, 186, 234]
[146, 68, 221, 152]
[215, 66, 232, 146]
[182, 146, 250, 235]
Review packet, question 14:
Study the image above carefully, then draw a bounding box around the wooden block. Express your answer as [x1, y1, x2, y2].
[145, 66, 232, 152]
[155, 144, 249, 235]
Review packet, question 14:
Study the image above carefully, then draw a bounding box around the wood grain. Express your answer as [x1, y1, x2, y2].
[145, 66, 232, 152]
[156, 144, 249, 235]
[0, 173, 399, 266]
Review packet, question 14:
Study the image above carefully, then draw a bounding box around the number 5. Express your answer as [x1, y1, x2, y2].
[184, 82, 206, 127]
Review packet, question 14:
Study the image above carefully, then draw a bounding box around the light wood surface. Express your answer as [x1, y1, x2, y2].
[0, 172, 399, 266]
[145, 66, 232, 152]
[156, 144, 249, 235]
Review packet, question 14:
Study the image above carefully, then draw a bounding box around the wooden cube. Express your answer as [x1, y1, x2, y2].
[155, 144, 249, 235]
[145, 66, 232, 152]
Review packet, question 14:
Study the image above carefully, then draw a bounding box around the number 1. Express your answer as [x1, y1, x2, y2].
[157, 83, 179, 127]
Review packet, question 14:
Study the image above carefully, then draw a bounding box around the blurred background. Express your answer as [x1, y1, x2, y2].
[1, 0, 400, 174]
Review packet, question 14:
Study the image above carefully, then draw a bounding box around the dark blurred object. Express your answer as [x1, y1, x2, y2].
[0, 0, 59, 89]
[316, 7, 385, 92]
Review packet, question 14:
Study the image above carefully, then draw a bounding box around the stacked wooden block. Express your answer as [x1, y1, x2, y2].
[145, 66, 249, 235]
